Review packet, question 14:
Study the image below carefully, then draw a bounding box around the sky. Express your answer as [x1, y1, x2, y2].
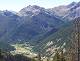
[0, 0, 79, 12]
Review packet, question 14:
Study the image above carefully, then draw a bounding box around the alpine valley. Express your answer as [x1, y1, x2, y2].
[0, 1, 80, 57]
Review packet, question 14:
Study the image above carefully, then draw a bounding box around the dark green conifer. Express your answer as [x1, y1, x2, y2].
[60, 50, 66, 61]
[53, 49, 61, 61]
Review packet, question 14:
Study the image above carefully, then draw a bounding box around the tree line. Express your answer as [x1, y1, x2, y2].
[0, 48, 67, 61]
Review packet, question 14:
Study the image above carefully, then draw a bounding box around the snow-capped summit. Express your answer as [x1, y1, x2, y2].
[0, 10, 18, 18]
[18, 5, 45, 16]
[49, 1, 80, 20]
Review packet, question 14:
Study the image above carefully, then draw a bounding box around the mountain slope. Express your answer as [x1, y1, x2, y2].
[6, 5, 64, 43]
[49, 2, 80, 21]
[32, 22, 73, 56]
[0, 6, 64, 52]
[0, 2, 80, 57]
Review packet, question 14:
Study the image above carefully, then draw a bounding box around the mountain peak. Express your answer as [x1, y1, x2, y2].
[67, 2, 76, 8]
[18, 5, 45, 16]
[27, 5, 42, 9]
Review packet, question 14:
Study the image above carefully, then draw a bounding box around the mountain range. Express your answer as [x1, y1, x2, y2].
[0, 1, 80, 57]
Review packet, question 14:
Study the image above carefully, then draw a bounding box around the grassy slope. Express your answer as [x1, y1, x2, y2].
[32, 22, 74, 56]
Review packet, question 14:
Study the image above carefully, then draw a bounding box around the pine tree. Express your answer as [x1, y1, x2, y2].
[47, 57, 49, 61]
[60, 50, 66, 61]
[37, 53, 42, 61]
[0, 49, 3, 59]
[0, 49, 1, 57]
[53, 49, 60, 61]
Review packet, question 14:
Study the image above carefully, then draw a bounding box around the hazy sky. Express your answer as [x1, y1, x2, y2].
[0, 0, 79, 12]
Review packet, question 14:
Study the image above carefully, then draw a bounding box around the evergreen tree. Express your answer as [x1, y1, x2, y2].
[60, 50, 66, 61]
[37, 53, 42, 61]
[47, 57, 49, 61]
[53, 49, 60, 61]
[0, 49, 5, 61]
[0, 49, 1, 57]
